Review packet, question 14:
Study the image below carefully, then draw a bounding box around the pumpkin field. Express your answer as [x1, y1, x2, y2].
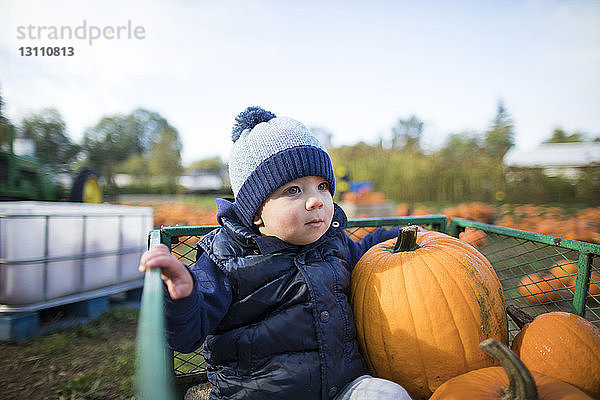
[142, 197, 600, 245]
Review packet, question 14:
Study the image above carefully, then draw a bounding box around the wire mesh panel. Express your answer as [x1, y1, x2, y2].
[450, 219, 600, 342]
[159, 216, 447, 389]
[138, 215, 600, 398]
[159, 226, 217, 386]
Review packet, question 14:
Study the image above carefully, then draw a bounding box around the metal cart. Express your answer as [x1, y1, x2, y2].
[135, 216, 600, 399]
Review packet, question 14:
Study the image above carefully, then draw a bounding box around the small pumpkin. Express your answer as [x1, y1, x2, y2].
[518, 272, 568, 305]
[459, 227, 488, 247]
[430, 338, 593, 400]
[351, 226, 508, 399]
[549, 259, 600, 304]
[549, 259, 578, 287]
[510, 310, 600, 399]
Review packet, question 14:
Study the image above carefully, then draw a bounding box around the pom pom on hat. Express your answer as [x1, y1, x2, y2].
[231, 106, 277, 142]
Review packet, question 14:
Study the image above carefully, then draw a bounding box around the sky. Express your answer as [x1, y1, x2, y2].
[1, 0, 599, 165]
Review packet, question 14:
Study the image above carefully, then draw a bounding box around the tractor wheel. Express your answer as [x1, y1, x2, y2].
[70, 169, 102, 203]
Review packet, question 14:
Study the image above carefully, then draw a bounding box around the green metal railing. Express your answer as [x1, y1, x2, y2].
[449, 218, 600, 340]
[135, 215, 600, 399]
[135, 230, 176, 400]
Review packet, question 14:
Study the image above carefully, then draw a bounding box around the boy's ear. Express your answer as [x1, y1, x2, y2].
[253, 214, 263, 226]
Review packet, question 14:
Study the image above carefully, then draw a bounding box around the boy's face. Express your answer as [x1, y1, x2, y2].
[253, 175, 334, 245]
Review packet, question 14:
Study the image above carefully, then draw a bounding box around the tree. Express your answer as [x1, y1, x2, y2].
[544, 128, 584, 143]
[484, 100, 514, 158]
[148, 125, 183, 191]
[0, 87, 5, 122]
[440, 132, 482, 160]
[186, 156, 225, 173]
[391, 115, 424, 152]
[115, 154, 150, 181]
[0, 87, 10, 147]
[82, 108, 182, 193]
[82, 114, 136, 182]
[20, 108, 80, 166]
[431, 132, 489, 201]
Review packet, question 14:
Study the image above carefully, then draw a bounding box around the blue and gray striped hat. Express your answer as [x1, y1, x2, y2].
[228, 106, 335, 226]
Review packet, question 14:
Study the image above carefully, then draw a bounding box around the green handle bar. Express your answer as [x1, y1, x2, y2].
[135, 230, 176, 400]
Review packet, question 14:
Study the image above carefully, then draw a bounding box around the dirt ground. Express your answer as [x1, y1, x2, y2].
[0, 306, 139, 400]
[0, 303, 214, 400]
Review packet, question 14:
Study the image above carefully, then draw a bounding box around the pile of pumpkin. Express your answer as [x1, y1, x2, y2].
[437, 202, 600, 244]
[518, 259, 600, 306]
[150, 202, 217, 228]
[351, 226, 600, 399]
[457, 228, 600, 307]
[495, 204, 600, 245]
[442, 202, 496, 224]
[341, 188, 387, 204]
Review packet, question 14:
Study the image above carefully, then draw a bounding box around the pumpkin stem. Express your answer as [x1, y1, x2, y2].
[479, 339, 538, 400]
[506, 304, 534, 329]
[393, 225, 420, 253]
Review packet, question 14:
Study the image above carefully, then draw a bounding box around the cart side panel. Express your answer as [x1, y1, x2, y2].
[450, 218, 600, 341]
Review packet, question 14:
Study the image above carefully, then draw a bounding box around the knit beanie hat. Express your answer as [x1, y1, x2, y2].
[229, 106, 335, 227]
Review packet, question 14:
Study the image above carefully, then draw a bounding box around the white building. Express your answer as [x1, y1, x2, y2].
[13, 129, 35, 157]
[177, 171, 224, 191]
[504, 142, 600, 181]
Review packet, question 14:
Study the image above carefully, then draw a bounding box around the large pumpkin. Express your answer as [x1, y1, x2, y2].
[511, 311, 600, 399]
[430, 339, 593, 400]
[351, 226, 508, 399]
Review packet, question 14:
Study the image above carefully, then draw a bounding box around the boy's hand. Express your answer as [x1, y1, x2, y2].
[139, 244, 193, 299]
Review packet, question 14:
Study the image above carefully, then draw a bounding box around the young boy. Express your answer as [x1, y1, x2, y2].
[139, 107, 412, 400]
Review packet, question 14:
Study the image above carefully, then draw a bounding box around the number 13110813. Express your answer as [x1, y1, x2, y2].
[19, 46, 75, 56]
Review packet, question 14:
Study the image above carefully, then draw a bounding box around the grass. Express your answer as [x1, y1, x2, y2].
[175, 195, 220, 208]
[173, 351, 206, 374]
[0, 306, 138, 400]
[1, 303, 212, 400]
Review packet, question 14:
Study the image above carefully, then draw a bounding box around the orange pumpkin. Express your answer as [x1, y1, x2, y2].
[511, 311, 600, 398]
[430, 339, 593, 400]
[459, 227, 488, 247]
[518, 272, 568, 305]
[549, 259, 578, 286]
[351, 226, 508, 399]
[549, 259, 600, 304]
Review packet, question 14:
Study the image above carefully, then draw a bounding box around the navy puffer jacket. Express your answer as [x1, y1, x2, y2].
[198, 204, 367, 400]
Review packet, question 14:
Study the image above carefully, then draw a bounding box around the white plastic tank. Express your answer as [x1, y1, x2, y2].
[0, 202, 153, 305]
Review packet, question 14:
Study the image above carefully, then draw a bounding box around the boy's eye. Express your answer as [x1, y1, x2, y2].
[285, 186, 300, 195]
[318, 182, 329, 191]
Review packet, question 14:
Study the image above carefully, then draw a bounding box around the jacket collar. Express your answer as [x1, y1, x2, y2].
[216, 197, 347, 255]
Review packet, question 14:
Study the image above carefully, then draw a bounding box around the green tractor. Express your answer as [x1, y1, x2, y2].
[0, 125, 103, 203]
